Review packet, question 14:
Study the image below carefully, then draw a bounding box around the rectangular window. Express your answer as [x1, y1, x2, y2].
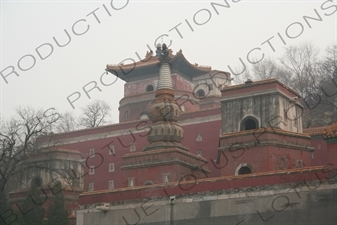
[283, 110, 288, 122]
[296, 160, 303, 168]
[130, 142, 136, 152]
[128, 178, 135, 187]
[278, 157, 287, 170]
[163, 174, 169, 183]
[196, 132, 202, 142]
[109, 163, 115, 172]
[108, 180, 114, 189]
[109, 145, 115, 155]
[88, 183, 94, 191]
[89, 149, 95, 158]
[89, 166, 95, 175]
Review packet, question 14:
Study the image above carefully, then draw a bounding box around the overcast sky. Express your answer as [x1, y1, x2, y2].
[1, 0, 336, 124]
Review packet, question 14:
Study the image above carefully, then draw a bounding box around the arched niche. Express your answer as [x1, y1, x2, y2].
[196, 89, 205, 98]
[143, 180, 154, 185]
[146, 85, 154, 92]
[235, 163, 253, 175]
[240, 116, 259, 131]
[31, 176, 43, 188]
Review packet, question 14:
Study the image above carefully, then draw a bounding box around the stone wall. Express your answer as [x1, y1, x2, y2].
[221, 93, 280, 133]
[77, 180, 337, 225]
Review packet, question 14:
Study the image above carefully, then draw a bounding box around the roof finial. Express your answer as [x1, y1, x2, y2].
[159, 43, 169, 59]
[155, 43, 162, 57]
[156, 43, 172, 90]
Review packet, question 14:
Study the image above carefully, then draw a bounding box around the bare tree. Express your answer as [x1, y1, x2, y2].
[78, 100, 112, 128]
[320, 44, 337, 78]
[0, 106, 60, 194]
[316, 45, 337, 126]
[279, 43, 337, 127]
[278, 42, 321, 98]
[232, 65, 253, 85]
[56, 111, 78, 133]
[275, 43, 337, 127]
[249, 57, 293, 86]
[252, 58, 279, 80]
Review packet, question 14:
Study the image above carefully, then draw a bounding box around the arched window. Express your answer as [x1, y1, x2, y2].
[143, 180, 154, 185]
[196, 89, 205, 98]
[238, 166, 252, 175]
[244, 119, 257, 130]
[240, 116, 259, 131]
[31, 177, 42, 188]
[235, 163, 253, 175]
[146, 85, 154, 92]
[124, 111, 128, 119]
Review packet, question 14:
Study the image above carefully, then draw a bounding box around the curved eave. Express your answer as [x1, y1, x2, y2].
[171, 53, 212, 79]
[105, 52, 212, 82]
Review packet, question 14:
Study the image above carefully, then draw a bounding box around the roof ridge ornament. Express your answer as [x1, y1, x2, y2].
[159, 43, 169, 59]
[144, 50, 153, 60]
[155, 43, 162, 57]
[322, 122, 337, 138]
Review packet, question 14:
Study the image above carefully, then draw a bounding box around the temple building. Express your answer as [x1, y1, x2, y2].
[9, 45, 337, 225]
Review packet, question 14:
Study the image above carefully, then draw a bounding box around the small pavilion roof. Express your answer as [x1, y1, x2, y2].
[105, 49, 213, 82]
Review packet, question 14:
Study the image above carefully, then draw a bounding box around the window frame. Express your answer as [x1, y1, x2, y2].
[109, 145, 115, 155]
[88, 182, 94, 191]
[130, 142, 136, 152]
[163, 174, 170, 183]
[89, 149, 95, 158]
[128, 177, 135, 187]
[108, 180, 114, 189]
[89, 166, 95, 175]
[109, 163, 115, 172]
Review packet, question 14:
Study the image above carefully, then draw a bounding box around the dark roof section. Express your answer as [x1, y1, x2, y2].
[220, 78, 302, 99]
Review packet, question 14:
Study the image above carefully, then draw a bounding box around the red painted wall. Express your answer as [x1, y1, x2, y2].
[56, 109, 222, 191]
[218, 131, 314, 176]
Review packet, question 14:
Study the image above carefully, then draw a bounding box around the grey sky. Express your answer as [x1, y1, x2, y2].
[1, 0, 336, 124]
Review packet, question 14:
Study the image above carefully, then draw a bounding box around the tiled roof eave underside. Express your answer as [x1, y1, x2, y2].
[106, 53, 212, 82]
